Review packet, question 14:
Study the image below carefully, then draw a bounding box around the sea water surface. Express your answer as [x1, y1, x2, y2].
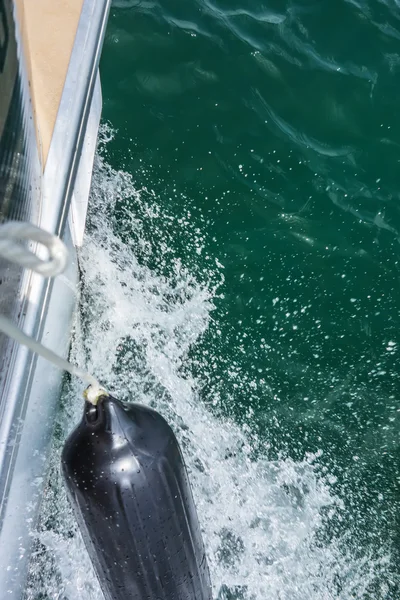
[27, 0, 400, 598]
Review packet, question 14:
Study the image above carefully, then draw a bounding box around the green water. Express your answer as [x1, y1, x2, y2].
[99, 0, 400, 596]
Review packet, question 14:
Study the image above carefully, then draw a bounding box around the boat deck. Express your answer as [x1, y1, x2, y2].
[16, 0, 84, 164]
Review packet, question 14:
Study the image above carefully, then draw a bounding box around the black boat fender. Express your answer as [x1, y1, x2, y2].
[62, 392, 212, 600]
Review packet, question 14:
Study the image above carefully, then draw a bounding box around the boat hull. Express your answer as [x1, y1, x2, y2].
[0, 0, 110, 595]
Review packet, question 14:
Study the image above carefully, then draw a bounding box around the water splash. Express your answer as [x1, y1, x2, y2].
[25, 131, 391, 600]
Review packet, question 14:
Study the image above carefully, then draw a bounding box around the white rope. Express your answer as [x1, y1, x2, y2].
[0, 314, 99, 387]
[0, 220, 105, 401]
[0, 221, 68, 276]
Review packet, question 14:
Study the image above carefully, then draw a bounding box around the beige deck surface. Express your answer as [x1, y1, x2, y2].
[15, 0, 84, 165]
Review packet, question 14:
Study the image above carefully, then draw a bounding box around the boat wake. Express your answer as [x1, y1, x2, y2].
[25, 131, 390, 600]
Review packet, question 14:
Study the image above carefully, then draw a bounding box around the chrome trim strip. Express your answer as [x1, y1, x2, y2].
[43, 0, 110, 238]
[69, 74, 102, 247]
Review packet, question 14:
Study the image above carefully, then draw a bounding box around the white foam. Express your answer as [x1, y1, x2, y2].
[25, 133, 390, 599]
